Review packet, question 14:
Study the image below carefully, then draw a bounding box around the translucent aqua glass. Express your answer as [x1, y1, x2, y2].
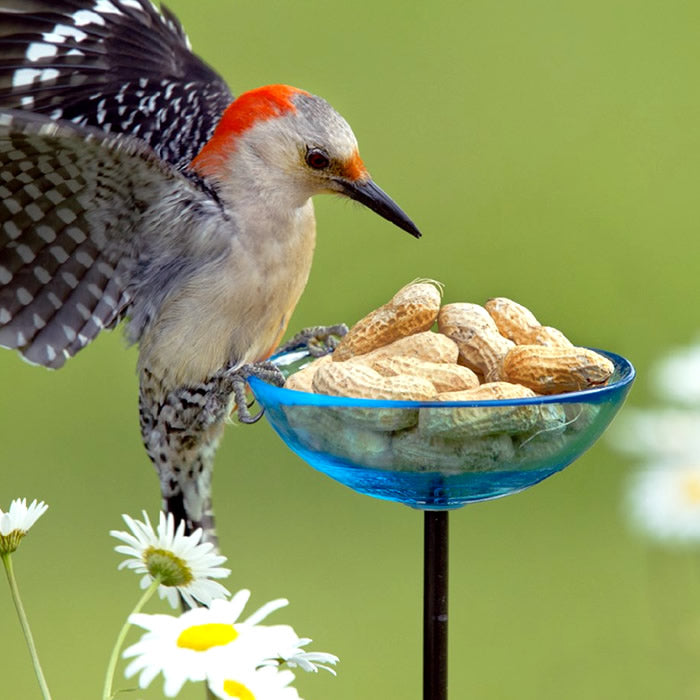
[249, 349, 635, 509]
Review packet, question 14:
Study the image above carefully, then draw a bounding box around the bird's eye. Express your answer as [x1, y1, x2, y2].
[305, 148, 330, 170]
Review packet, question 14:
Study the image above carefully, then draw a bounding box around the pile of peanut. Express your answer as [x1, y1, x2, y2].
[281, 282, 614, 474]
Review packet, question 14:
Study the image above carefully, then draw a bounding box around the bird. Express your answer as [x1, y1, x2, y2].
[0, 0, 421, 545]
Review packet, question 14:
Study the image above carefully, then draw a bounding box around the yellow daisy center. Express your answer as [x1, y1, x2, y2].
[681, 472, 700, 505]
[143, 546, 193, 587]
[222, 679, 256, 699]
[176, 623, 238, 651]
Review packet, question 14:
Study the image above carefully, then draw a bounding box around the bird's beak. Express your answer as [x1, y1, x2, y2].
[335, 177, 422, 238]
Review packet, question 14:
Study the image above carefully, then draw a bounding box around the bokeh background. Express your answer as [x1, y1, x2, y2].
[2, 0, 699, 697]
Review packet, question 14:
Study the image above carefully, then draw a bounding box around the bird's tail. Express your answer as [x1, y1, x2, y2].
[139, 367, 233, 547]
[160, 449, 219, 547]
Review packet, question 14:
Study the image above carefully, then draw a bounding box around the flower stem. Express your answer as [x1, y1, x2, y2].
[102, 577, 161, 700]
[1, 552, 53, 700]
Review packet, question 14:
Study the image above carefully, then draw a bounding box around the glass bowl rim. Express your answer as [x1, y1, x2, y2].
[248, 348, 635, 409]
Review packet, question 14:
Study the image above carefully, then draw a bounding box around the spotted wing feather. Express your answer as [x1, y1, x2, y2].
[0, 109, 224, 368]
[0, 0, 234, 170]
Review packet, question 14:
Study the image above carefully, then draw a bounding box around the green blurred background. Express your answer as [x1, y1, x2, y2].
[2, 0, 700, 697]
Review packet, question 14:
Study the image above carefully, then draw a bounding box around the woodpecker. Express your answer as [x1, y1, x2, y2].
[0, 0, 421, 542]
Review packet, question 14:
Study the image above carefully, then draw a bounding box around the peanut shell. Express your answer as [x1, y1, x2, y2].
[283, 354, 332, 393]
[484, 297, 540, 343]
[392, 429, 515, 474]
[333, 281, 441, 361]
[312, 361, 437, 401]
[358, 331, 459, 365]
[562, 402, 601, 433]
[514, 431, 570, 466]
[392, 429, 468, 472]
[328, 405, 419, 432]
[285, 405, 392, 467]
[369, 355, 479, 393]
[503, 345, 614, 394]
[485, 297, 573, 347]
[528, 326, 573, 348]
[438, 303, 515, 381]
[418, 382, 538, 439]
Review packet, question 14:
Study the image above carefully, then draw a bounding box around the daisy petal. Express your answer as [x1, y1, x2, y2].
[122, 589, 337, 697]
[111, 511, 231, 605]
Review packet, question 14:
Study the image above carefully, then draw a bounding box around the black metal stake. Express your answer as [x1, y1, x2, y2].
[423, 510, 449, 700]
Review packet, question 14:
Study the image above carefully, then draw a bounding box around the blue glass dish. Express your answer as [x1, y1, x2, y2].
[249, 349, 635, 509]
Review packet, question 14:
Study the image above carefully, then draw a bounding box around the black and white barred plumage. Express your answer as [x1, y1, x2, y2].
[0, 111, 224, 367]
[0, 0, 231, 368]
[0, 0, 233, 169]
[0, 0, 237, 542]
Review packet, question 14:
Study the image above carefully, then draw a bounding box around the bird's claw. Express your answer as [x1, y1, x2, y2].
[277, 323, 348, 357]
[228, 361, 285, 424]
[225, 324, 347, 424]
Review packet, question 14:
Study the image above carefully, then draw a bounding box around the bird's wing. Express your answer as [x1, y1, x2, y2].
[0, 0, 234, 170]
[0, 109, 227, 369]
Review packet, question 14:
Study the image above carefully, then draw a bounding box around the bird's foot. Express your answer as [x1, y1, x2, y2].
[277, 323, 348, 357]
[222, 324, 348, 424]
[227, 361, 285, 424]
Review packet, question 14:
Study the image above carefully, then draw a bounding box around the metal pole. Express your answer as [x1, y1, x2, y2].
[423, 510, 448, 700]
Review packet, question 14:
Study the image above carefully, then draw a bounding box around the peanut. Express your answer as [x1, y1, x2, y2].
[332, 423, 393, 468]
[514, 431, 570, 466]
[333, 281, 442, 361]
[460, 433, 517, 472]
[358, 330, 459, 365]
[285, 405, 393, 467]
[392, 429, 468, 472]
[312, 361, 437, 401]
[484, 297, 541, 343]
[508, 402, 569, 465]
[312, 356, 436, 431]
[283, 354, 332, 393]
[531, 402, 568, 436]
[437, 303, 515, 381]
[485, 297, 573, 347]
[528, 326, 573, 348]
[503, 345, 614, 394]
[369, 355, 479, 393]
[442, 381, 538, 402]
[562, 402, 601, 433]
[393, 429, 515, 473]
[418, 382, 538, 439]
[329, 404, 419, 432]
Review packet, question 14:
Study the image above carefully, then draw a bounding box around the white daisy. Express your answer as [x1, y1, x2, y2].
[653, 340, 700, 405]
[0, 499, 48, 554]
[123, 589, 290, 697]
[208, 665, 300, 700]
[110, 511, 230, 608]
[612, 407, 700, 460]
[626, 461, 700, 542]
[261, 637, 338, 675]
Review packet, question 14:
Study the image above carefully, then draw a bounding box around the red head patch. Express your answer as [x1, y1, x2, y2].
[344, 149, 368, 181]
[190, 84, 309, 177]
